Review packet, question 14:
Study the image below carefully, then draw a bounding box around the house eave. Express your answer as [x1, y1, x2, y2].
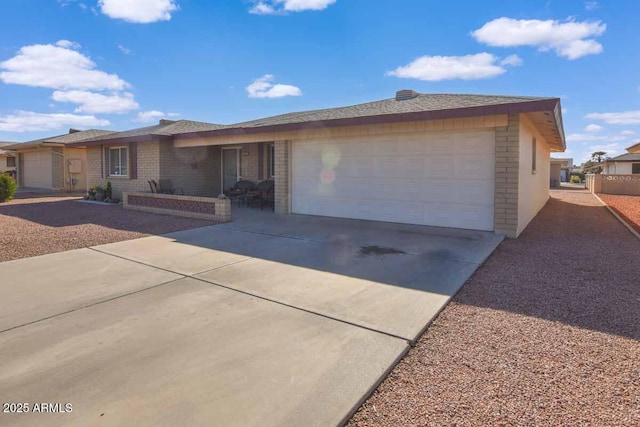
[175, 98, 566, 150]
[66, 133, 173, 148]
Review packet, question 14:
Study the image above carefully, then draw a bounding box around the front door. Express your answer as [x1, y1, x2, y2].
[222, 148, 240, 192]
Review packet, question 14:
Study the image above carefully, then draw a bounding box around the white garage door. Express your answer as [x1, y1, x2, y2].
[23, 151, 53, 189]
[291, 130, 495, 231]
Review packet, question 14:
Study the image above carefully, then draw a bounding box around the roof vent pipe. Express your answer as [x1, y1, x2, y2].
[395, 89, 419, 101]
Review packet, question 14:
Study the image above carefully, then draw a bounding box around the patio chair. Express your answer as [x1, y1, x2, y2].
[224, 180, 256, 199]
[148, 180, 157, 193]
[260, 188, 275, 211]
[158, 179, 184, 195]
[246, 180, 275, 210]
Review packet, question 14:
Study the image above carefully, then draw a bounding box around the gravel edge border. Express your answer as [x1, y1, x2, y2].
[593, 193, 640, 241]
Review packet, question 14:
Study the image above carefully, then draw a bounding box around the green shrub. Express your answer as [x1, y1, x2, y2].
[569, 175, 581, 184]
[0, 174, 17, 202]
[570, 172, 585, 181]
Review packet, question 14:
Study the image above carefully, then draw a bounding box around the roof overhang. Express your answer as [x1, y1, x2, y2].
[2, 141, 66, 150]
[174, 98, 566, 150]
[626, 142, 640, 153]
[66, 133, 172, 148]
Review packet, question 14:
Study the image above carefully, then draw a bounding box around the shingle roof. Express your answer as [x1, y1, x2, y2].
[0, 142, 15, 156]
[626, 142, 640, 153]
[232, 93, 555, 128]
[3, 129, 115, 149]
[78, 119, 227, 143]
[46, 129, 115, 144]
[68, 92, 563, 149]
[609, 153, 640, 162]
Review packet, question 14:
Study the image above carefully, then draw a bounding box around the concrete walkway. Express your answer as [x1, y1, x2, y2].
[0, 214, 501, 427]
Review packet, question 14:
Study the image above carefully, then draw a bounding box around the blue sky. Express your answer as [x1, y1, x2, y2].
[0, 0, 638, 163]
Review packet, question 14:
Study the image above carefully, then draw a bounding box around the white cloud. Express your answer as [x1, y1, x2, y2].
[500, 54, 523, 66]
[250, 2, 276, 14]
[585, 1, 599, 11]
[99, 0, 179, 23]
[388, 53, 519, 81]
[620, 130, 636, 136]
[566, 133, 607, 142]
[590, 142, 621, 153]
[0, 111, 109, 132]
[55, 40, 81, 50]
[250, 0, 336, 14]
[117, 44, 132, 55]
[246, 74, 302, 98]
[472, 17, 606, 59]
[134, 110, 180, 122]
[0, 41, 128, 91]
[585, 111, 640, 125]
[584, 124, 603, 132]
[52, 90, 139, 114]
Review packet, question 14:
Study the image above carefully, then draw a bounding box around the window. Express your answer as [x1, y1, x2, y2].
[6, 156, 16, 167]
[109, 147, 128, 177]
[268, 144, 275, 177]
[531, 137, 537, 173]
[633, 163, 640, 174]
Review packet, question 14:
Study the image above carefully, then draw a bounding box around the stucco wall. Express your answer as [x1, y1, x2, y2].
[604, 162, 634, 174]
[550, 163, 562, 187]
[518, 114, 551, 236]
[64, 147, 88, 191]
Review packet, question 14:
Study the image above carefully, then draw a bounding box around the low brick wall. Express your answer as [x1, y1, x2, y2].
[123, 192, 231, 222]
[587, 174, 640, 196]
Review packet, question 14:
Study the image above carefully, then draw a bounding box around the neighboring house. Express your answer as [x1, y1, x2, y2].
[551, 157, 573, 182]
[601, 143, 640, 175]
[550, 157, 573, 187]
[4, 129, 115, 191]
[627, 142, 640, 154]
[0, 142, 17, 174]
[70, 91, 566, 238]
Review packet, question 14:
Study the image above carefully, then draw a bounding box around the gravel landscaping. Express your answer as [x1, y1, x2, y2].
[0, 194, 216, 262]
[598, 193, 640, 234]
[349, 188, 640, 426]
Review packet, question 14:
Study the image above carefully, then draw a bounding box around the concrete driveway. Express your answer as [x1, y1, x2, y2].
[0, 212, 502, 427]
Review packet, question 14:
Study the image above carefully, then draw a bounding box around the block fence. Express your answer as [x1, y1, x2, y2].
[586, 174, 640, 196]
[123, 192, 232, 222]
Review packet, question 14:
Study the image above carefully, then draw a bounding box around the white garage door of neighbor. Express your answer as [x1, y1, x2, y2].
[23, 151, 53, 189]
[291, 130, 496, 231]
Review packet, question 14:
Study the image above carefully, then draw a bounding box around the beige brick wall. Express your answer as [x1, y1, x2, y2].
[494, 114, 520, 238]
[274, 140, 290, 214]
[239, 142, 260, 182]
[87, 141, 161, 199]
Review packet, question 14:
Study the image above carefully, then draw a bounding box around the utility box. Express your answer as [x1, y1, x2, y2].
[68, 159, 82, 174]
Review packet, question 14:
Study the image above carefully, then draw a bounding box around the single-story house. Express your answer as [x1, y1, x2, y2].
[69, 91, 566, 238]
[601, 143, 640, 175]
[4, 129, 114, 191]
[0, 142, 17, 174]
[550, 157, 573, 187]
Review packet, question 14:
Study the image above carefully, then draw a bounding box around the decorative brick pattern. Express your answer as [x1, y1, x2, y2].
[494, 113, 520, 238]
[274, 140, 290, 214]
[128, 195, 216, 214]
[123, 192, 231, 222]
